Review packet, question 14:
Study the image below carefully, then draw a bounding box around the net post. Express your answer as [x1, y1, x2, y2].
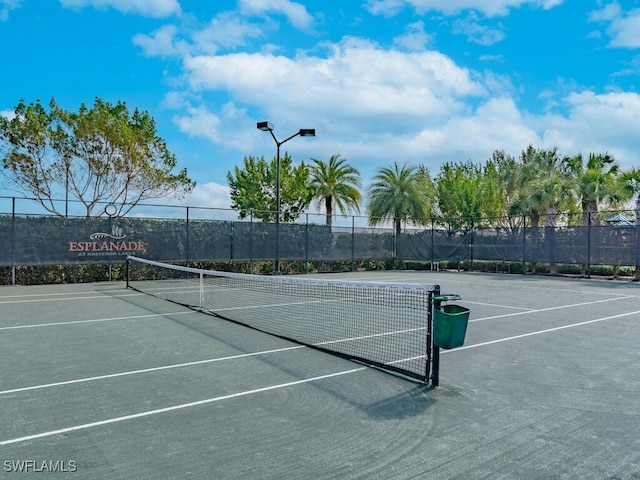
[199, 272, 204, 309]
[125, 256, 130, 289]
[430, 285, 441, 387]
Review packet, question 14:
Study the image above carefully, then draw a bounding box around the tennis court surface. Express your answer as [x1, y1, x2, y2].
[2, 269, 640, 479]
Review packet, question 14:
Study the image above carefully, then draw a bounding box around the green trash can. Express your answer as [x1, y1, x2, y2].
[434, 302, 470, 349]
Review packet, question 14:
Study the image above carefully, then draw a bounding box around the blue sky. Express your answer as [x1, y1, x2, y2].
[1, 0, 640, 215]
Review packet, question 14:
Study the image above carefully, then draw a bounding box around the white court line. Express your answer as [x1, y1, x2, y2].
[427, 275, 639, 297]
[463, 300, 533, 311]
[0, 292, 143, 305]
[0, 325, 423, 395]
[468, 295, 635, 322]
[444, 309, 640, 353]
[0, 345, 305, 396]
[0, 311, 197, 331]
[0, 289, 128, 300]
[2, 306, 639, 446]
[0, 367, 365, 446]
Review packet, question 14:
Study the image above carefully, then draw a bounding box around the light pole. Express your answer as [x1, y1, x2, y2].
[257, 121, 315, 274]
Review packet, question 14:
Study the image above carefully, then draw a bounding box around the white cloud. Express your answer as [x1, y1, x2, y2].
[174, 105, 223, 143]
[608, 9, 640, 48]
[181, 39, 486, 133]
[0, 0, 22, 21]
[588, 2, 640, 49]
[588, 2, 621, 22]
[191, 12, 265, 53]
[411, 97, 539, 162]
[452, 13, 506, 45]
[163, 25, 640, 185]
[59, 0, 181, 18]
[392, 21, 433, 51]
[170, 39, 548, 179]
[366, 0, 564, 17]
[0, 109, 15, 119]
[183, 182, 232, 212]
[238, 0, 314, 30]
[133, 24, 188, 57]
[539, 91, 640, 166]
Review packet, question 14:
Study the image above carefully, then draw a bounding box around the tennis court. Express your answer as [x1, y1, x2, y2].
[1, 269, 640, 479]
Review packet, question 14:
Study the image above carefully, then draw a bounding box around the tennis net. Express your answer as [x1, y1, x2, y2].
[126, 256, 439, 382]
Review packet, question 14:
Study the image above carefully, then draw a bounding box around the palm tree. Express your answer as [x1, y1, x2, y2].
[515, 146, 575, 274]
[367, 162, 425, 237]
[566, 152, 622, 225]
[309, 154, 362, 226]
[620, 168, 640, 280]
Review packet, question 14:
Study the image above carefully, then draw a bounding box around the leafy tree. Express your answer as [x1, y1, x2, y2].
[0, 98, 194, 217]
[414, 164, 437, 223]
[367, 162, 425, 236]
[227, 153, 312, 222]
[434, 157, 510, 230]
[309, 154, 362, 226]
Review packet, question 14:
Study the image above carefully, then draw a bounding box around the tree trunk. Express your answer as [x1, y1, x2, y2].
[325, 196, 332, 227]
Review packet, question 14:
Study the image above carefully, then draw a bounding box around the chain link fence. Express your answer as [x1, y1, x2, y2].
[1, 196, 638, 283]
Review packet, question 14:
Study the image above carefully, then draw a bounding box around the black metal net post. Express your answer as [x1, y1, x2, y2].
[429, 285, 441, 387]
[125, 256, 130, 288]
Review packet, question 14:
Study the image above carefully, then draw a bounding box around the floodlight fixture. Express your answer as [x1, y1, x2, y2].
[256, 121, 274, 132]
[256, 121, 316, 274]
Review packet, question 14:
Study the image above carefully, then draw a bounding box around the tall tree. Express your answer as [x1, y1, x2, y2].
[309, 154, 362, 226]
[515, 146, 575, 274]
[227, 153, 312, 222]
[565, 152, 623, 225]
[435, 160, 505, 229]
[0, 98, 194, 216]
[367, 162, 425, 236]
[414, 164, 437, 223]
[619, 168, 640, 280]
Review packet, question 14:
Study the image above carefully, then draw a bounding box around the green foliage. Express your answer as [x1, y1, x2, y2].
[565, 153, 621, 223]
[1, 263, 127, 285]
[510, 146, 576, 227]
[227, 153, 313, 222]
[367, 162, 426, 235]
[414, 164, 437, 221]
[0, 97, 194, 216]
[309, 154, 362, 225]
[436, 161, 486, 229]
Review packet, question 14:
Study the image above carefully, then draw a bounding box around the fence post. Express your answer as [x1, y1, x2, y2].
[635, 210, 640, 281]
[185, 206, 190, 266]
[229, 221, 234, 262]
[351, 215, 355, 272]
[11, 197, 16, 286]
[522, 215, 526, 274]
[305, 213, 309, 274]
[586, 212, 591, 278]
[469, 216, 474, 272]
[430, 219, 435, 270]
[250, 211, 254, 273]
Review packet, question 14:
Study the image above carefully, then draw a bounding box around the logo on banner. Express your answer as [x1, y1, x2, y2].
[69, 223, 146, 257]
